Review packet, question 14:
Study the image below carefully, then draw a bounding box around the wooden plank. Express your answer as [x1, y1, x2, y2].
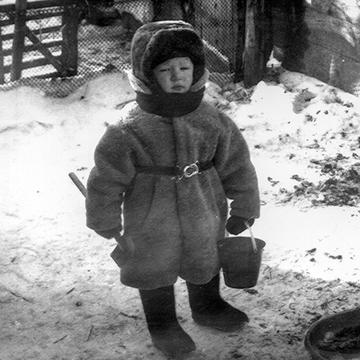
[243, 0, 263, 87]
[61, 3, 79, 76]
[25, 10, 64, 21]
[31, 70, 60, 78]
[0, 0, 77, 11]
[10, 0, 27, 81]
[3, 54, 62, 72]
[232, 0, 246, 82]
[260, 0, 273, 68]
[29, 24, 63, 36]
[243, 0, 272, 87]
[23, 24, 67, 74]
[271, 1, 291, 51]
[2, 39, 62, 56]
[1, 25, 62, 41]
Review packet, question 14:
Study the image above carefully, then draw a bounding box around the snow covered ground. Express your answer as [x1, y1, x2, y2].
[1, 68, 360, 360]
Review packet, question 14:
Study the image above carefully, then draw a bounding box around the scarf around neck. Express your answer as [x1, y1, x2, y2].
[127, 70, 209, 118]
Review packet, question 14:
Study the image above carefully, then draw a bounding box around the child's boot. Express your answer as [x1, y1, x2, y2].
[139, 285, 196, 358]
[186, 274, 249, 332]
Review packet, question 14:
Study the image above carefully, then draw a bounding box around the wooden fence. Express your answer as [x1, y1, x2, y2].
[3, 0, 360, 95]
[0, 0, 271, 89]
[0, 0, 79, 84]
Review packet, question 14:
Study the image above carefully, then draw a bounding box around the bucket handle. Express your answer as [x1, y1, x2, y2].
[245, 220, 258, 253]
[224, 220, 258, 253]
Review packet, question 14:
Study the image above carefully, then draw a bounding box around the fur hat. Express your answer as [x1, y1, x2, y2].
[130, 21, 206, 86]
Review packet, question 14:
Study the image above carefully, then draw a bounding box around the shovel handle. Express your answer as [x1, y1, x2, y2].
[68, 172, 87, 197]
[68, 171, 135, 257]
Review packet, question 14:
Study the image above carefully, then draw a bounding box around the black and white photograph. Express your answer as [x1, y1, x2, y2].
[1, 1, 360, 359]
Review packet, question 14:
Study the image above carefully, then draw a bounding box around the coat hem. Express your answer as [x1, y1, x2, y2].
[120, 273, 179, 290]
[119, 267, 221, 290]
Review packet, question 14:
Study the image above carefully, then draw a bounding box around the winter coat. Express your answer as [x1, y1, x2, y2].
[85, 21, 260, 290]
[86, 100, 260, 289]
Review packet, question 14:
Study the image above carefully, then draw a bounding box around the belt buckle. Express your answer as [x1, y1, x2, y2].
[183, 162, 199, 178]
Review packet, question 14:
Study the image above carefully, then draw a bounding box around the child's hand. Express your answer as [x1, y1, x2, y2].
[226, 217, 254, 235]
[95, 227, 122, 239]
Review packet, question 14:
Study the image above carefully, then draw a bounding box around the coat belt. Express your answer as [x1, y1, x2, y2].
[136, 161, 213, 179]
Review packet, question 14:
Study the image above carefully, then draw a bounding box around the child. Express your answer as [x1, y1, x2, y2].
[86, 21, 260, 358]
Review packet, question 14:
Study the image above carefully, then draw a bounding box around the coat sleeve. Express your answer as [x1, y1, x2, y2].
[85, 124, 136, 232]
[214, 112, 260, 220]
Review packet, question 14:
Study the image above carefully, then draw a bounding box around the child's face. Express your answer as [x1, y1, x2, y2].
[153, 57, 194, 93]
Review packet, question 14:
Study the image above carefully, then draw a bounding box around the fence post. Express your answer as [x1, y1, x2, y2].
[233, 0, 246, 82]
[11, 0, 27, 81]
[0, 26, 4, 84]
[243, 0, 260, 87]
[243, 0, 271, 87]
[62, 1, 79, 77]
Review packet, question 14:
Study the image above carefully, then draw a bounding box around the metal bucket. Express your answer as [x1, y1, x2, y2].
[218, 226, 265, 289]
